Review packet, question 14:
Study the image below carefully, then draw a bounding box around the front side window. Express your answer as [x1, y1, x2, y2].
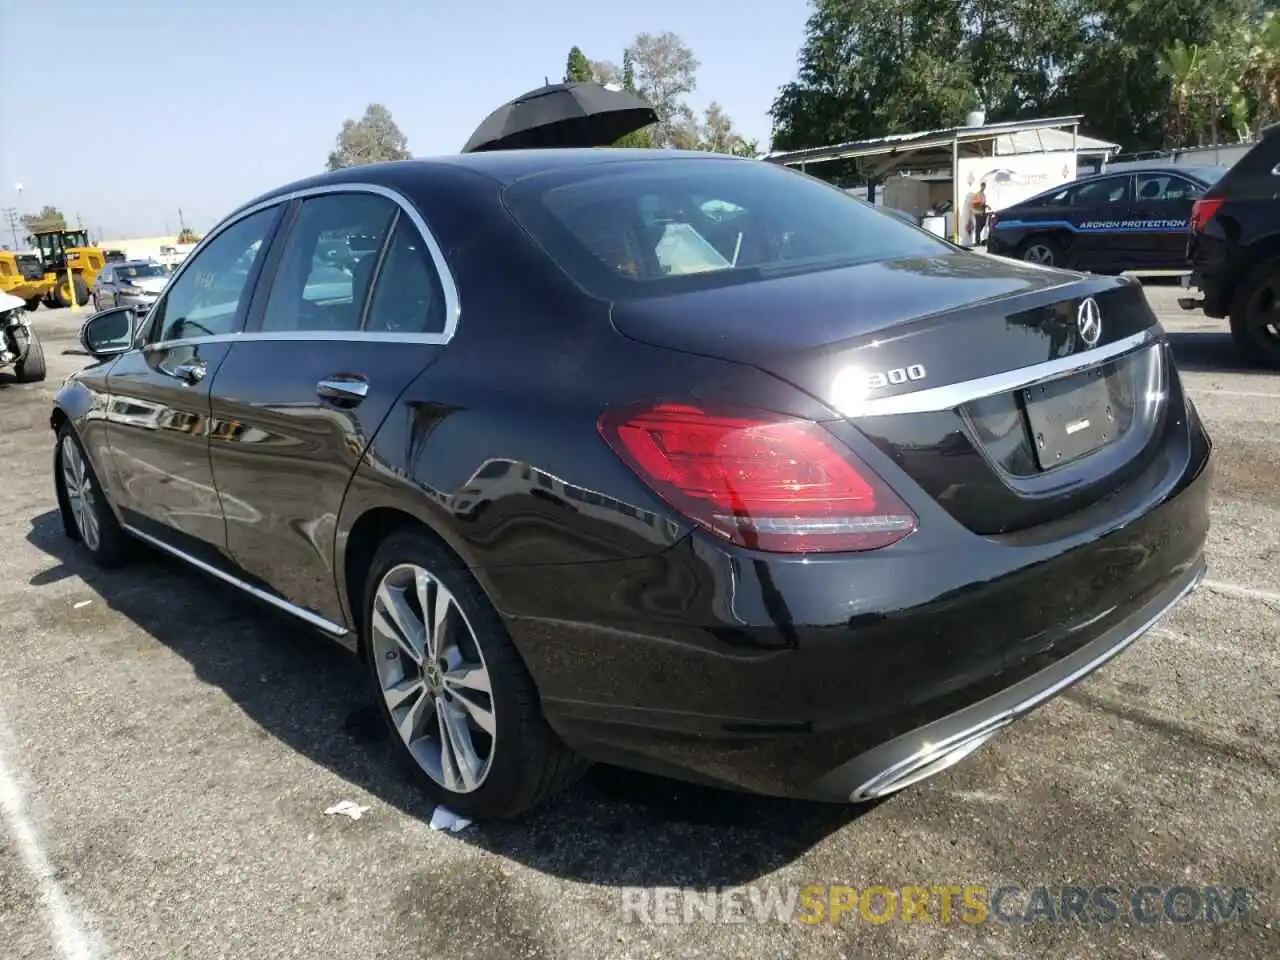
[1069, 177, 1130, 206]
[503, 158, 952, 299]
[150, 206, 278, 343]
[260, 193, 396, 332]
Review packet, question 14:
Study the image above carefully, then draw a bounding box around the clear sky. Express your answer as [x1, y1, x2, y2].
[0, 0, 811, 241]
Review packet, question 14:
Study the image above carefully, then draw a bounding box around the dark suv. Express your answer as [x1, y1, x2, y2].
[1182, 124, 1280, 368]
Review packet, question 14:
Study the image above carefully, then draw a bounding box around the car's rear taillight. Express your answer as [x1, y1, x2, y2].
[597, 403, 918, 553]
[1190, 197, 1225, 232]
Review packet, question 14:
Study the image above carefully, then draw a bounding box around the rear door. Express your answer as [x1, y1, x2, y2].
[206, 186, 456, 627]
[1130, 172, 1203, 269]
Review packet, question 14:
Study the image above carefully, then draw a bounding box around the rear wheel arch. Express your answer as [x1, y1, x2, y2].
[1019, 231, 1071, 266]
[339, 506, 498, 657]
[1220, 233, 1280, 304]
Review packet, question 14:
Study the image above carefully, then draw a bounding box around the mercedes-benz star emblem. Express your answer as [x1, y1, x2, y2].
[1077, 297, 1103, 348]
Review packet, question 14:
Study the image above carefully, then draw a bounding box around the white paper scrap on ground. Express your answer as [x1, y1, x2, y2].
[73, 600, 91, 609]
[429, 805, 473, 832]
[324, 800, 370, 820]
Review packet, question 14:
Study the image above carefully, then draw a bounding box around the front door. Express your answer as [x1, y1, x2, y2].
[103, 204, 284, 556]
[1067, 174, 1135, 272]
[1129, 172, 1201, 270]
[206, 189, 454, 626]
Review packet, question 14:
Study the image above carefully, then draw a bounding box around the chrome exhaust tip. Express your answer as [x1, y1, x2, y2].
[850, 715, 1013, 802]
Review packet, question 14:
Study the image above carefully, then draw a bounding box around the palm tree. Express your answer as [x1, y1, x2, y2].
[1158, 42, 1200, 148]
[1244, 12, 1280, 136]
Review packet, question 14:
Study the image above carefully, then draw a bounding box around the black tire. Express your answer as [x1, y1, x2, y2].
[1020, 236, 1066, 269]
[54, 424, 132, 567]
[91, 293, 100, 312]
[1228, 258, 1280, 369]
[23, 298, 40, 312]
[43, 295, 60, 309]
[13, 330, 45, 382]
[73, 274, 90, 306]
[361, 529, 585, 820]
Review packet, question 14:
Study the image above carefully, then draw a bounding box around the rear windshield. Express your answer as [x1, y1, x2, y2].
[502, 158, 953, 299]
[114, 263, 167, 279]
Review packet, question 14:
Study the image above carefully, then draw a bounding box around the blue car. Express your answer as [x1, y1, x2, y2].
[986, 166, 1226, 273]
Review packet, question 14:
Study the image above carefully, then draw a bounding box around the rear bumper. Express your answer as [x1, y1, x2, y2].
[1187, 235, 1231, 317]
[810, 554, 1204, 801]
[498, 405, 1214, 799]
[117, 294, 158, 313]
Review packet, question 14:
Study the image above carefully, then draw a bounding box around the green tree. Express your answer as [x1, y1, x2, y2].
[176, 228, 201, 244]
[771, 0, 976, 152]
[689, 102, 759, 156]
[614, 50, 655, 148]
[325, 103, 411, 171]
[1243, 11, 1280, 134]
[772, 0, 1273, 154]
[627, 31, 700, 148]
[1060, 0, 1261, 149]
[20, 205, 66, 234]
[565, 46, 594, 83]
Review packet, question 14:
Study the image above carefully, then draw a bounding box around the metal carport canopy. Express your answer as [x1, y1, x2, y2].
[763, 115, 1098, 244]
[762, 115, 1089, 170]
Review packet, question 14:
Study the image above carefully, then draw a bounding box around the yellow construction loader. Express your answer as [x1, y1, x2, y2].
[0, 250, 53, 310]
[29, 228, 107, 308]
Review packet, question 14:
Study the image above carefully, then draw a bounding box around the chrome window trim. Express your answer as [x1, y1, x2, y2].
[843, 327, 1161, 418]
[139, 181, 460, 355]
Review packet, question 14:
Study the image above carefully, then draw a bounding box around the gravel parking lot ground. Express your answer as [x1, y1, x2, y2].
[1, 284, 1276, 960]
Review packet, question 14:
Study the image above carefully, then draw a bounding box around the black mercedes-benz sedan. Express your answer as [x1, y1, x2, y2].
[52, 150, 1212, 820]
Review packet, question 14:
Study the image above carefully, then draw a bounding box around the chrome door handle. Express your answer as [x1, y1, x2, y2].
[173, 359, 206, 384]
[316, 376, 369, 403]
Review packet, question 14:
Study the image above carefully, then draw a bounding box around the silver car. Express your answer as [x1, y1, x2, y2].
[91, 260, 170, 313]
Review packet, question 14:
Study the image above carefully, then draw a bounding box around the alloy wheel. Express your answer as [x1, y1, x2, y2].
[1247, 279, 1280, 345]
[370, 563, 496, 793]
[60, 436, 101, 552]
[1024, 244, 1055, 265]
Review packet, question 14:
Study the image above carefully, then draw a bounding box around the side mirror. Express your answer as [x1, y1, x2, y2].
[79, 306, 138, 359]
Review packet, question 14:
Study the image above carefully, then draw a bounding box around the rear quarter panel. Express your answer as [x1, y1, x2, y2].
[332, 165, 835, 621]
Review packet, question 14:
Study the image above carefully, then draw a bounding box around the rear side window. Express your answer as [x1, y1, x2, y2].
[502, 158, 951, 299]
[260, 192, 396, 332]
[364, 217, 447, 334]
[1136, 174, 1203, 201]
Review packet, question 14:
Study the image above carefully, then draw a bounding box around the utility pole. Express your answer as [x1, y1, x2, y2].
[1, 208, 18, 249]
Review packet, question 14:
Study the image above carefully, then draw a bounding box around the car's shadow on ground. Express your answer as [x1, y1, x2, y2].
[26, 509, 871, 887]
[1164, 330, 1265, 374]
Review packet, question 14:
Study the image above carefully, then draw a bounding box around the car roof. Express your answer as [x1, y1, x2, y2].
[1094, 165, 1222, 182]
[229, 149, 747, 217]
[114, 259, 160, 268]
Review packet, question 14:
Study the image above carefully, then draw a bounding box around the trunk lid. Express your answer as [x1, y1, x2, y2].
[611, 252, 1172, 535]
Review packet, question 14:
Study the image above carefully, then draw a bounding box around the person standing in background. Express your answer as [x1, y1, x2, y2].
[972, 182, 990, 246]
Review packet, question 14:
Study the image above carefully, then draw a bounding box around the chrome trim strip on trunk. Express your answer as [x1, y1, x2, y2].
[121, 524, 350, 637]
[838, 327, 1161, 418]
[850, 556, 1204, 800]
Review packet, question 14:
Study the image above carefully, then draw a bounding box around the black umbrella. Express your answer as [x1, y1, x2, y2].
[462, 81, 657, 153]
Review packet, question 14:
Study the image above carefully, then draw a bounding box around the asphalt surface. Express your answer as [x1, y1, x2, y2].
[0, 285, 1276, 960]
